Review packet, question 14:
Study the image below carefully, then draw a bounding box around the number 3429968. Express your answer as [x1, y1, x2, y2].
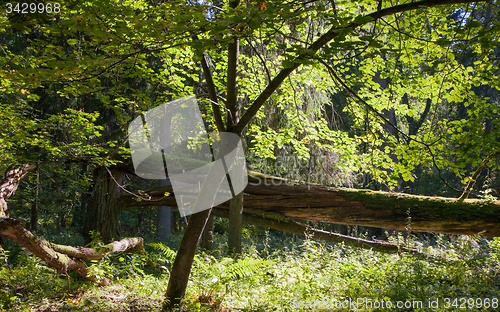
[6, 3, 61, 14]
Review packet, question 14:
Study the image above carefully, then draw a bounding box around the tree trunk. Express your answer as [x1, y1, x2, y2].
[121, 171, 500, 237]
[156, 179, 172, 242]
[0, 217, 145, 286]
[225, 28, 243, 255]
[72, 165, 91, 230]
[0, 165, 144, 286]
[163, 209, 211, 311]
[213, 208, 435, 260]
[228, 192, 243, 254]
[137, 208, 144, 234]
[1, 164, 35, 218]
[30, 168, 39, 232]
[83, 167, 123, 244]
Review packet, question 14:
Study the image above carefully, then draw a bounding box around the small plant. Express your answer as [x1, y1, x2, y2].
[478, 188, 498, 202]
[189, 253, 274, 310]
[86, 230, 104, 248]
[0, 246, 8, 267]
[149, 242, 177, 272]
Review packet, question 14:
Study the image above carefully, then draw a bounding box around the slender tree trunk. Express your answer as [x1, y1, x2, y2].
[228, 192, 243, 254]
[163, 209, 211, 311]
[226, 31, 244, 255]
[157, 179, 173, 242]
[201, 213, 214, 250]
[137, 208, 144, 234]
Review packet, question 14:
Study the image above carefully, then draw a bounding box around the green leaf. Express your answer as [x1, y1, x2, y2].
[353, 15, 374, 24]
[282, 59, 295, 68]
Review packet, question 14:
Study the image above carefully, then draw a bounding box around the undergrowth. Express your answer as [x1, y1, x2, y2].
[1, 229, 500, 311]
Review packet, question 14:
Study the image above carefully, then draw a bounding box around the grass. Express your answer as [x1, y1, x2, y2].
[1, 227, 500, 311]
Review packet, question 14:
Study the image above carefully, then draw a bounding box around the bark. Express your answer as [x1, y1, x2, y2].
[1, 164, 35, 218]
[199, 43, 224, 132]
[83, 167, 123, 244]
[458, 152, 500, 202]
[0, 217, 145, 286]
[201, 212, 214, 250]
[163, 146, 230, 310]
[121, 171, 500, 237]
[30, 168, 39, 232]
[157, 205, 173, 241]
[228, 192, 243, 254]
[157, 179, 173, 242]
[0, 165, 146, 287]
[225, 21, 244, 255]
[163, 209, 212, 311]
[405, 96, 432, 137]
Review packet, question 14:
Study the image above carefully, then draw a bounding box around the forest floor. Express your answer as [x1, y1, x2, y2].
[2, 223, 500, 311]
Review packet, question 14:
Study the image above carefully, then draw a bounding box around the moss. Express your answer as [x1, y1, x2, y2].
[335, 188, 500, 222]
[95, 244, 114, 254]
[48, 242, 80, 256]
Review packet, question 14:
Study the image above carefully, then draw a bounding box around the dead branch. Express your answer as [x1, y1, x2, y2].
[0, 218, 145, 286]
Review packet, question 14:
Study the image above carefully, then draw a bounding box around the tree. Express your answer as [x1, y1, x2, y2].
[159, 0, 499, 309]
[1, 0, 499, 310]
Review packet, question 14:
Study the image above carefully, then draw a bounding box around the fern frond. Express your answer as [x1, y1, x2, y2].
[149, 242, 176, 260]
[222, 258, 273, 282]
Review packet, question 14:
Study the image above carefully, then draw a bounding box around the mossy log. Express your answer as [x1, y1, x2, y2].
[120, 171, 500, 237]
[0, 165, 148, 286]
[0, 217, 145, 286]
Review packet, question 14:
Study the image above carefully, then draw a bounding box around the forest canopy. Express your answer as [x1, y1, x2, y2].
[1, 0, 499, 194]
[1, 0, 500, 310]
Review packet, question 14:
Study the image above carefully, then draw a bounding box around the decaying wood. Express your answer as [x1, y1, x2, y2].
[0, 165, 146, 286]
[0, 217, 145, 286]
[0, 164, 35, 218]
[120, 171, 500, 237]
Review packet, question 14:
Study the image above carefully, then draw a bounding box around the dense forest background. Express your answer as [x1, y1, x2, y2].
[1, 0, 500, 311]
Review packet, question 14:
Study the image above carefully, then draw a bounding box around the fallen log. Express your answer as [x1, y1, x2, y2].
[212, 208, 437, 260]
[0, 165, 148, 286]
[0, 217, 145, 286]
[120, 171, 500, 237]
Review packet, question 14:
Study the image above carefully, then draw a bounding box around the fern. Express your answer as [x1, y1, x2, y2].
[221, 258, 273, 283]
[191, 256, 274, 297]
[149, 242, 176, 260]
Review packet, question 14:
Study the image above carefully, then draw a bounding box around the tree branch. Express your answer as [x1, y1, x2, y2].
[458, 152, 500, 202]
[226, 35, 240, 130]
[200, 52, 225, 132]
[234, 0, 489, 135]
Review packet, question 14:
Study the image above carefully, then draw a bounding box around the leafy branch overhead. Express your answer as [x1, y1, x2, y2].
[1, 0, 500, 310]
